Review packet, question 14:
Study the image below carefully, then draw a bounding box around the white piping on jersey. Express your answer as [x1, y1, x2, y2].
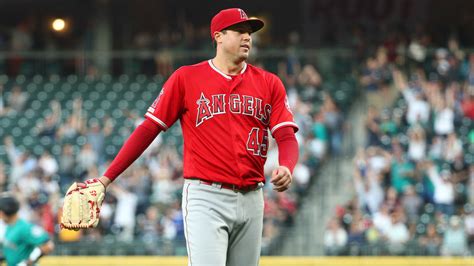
[270, 121, 298, 135]
[240, 62, 247, 74]
[208, 60, 247, 80]
[145, 112, 169, 130]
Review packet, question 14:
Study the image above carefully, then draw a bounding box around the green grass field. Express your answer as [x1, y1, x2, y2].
[37, 256, 474, 266]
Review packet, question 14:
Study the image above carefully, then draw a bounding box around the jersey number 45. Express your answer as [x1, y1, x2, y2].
[247, 127, 269, 158]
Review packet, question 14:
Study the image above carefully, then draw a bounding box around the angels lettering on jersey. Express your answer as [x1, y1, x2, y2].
[196, 92, 271, 127]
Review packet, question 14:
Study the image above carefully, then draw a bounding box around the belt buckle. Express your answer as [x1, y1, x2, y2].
[234, 183, 253, 192]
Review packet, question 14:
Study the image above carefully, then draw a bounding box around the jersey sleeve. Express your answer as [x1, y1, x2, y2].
[269, 74, 299, 136]
[145, 68, 185, 131]
[23, 224, 49, 246]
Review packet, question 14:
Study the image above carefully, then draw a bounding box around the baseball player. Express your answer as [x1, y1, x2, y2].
[61, 7, 299, 266]
[0, 193, 54, 266]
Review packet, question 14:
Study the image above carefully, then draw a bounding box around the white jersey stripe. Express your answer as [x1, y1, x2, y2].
[240, 62, 247, 74]
[270, 121, 298, 135]
[145, 112, 169, 130]
[208, 60, 247, 79]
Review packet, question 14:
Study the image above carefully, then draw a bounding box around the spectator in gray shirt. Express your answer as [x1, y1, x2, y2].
[441, 216, 469, 256]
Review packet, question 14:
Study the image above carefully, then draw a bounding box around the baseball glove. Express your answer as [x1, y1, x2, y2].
[60, 178, 105, 230]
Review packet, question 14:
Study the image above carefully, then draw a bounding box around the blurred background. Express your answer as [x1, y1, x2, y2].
[0, 0, 474, 260]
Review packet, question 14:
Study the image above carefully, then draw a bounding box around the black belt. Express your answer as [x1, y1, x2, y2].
[189, 178, 263, 192]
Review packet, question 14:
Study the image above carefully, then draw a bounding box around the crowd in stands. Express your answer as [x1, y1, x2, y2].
[324, 36, 474, 256]
[1, 4, 474, 258]
[0, 43, 351, 254]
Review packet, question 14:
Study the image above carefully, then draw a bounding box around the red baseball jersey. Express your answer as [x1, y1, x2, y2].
[145, 60, 298, 186]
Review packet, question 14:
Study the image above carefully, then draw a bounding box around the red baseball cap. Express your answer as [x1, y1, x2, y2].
[210, 8, 264, 39]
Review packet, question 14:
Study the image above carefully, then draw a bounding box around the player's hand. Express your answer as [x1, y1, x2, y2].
[270, 166, 292, 192]
[16, 260, 33, 266]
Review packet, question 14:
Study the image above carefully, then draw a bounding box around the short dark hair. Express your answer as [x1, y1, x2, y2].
[0, 193, 20, 216]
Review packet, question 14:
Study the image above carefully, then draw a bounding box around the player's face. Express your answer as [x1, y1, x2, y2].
[220, 23, 253, 61]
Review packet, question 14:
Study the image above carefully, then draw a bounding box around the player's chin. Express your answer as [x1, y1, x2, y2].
[238, 52, 249, 61]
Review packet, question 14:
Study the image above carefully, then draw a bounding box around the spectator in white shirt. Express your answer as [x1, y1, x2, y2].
[161, 208, 178, 241]
[324, 218, 348, 255]
[373, 203, 392, 236]
[110, 185, 138, 241]
[403, 88, 430, 126]
[384, 212, 410, 255]
[441, 216, 469, 256]
[392, 69, 430, 125]
[354, 165, 384, 215]
[433, 96, 454, 136]
[38, 151, 59, 177]
[292, 163, 311, 190]
[366, 147, 391, 175]
[426, 161, 455, 217]
[407, 125, 426, 162]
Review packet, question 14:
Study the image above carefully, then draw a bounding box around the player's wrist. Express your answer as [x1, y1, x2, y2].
[279, 165, 291, 174]
[98, 176, 112, 188]
[28, 247, 42, 264]
[279, 165, 293, 182]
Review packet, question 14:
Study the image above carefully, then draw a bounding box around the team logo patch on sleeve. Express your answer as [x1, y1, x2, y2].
[148, 89, 165, 113]
[32, 225, 45, 237]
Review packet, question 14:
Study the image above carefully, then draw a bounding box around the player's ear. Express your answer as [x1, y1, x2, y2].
[214, 31, 225, 44]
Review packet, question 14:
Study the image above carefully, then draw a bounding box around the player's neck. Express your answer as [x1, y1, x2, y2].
[4, 214, 18, 224]
[211, 55, 245, 76]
